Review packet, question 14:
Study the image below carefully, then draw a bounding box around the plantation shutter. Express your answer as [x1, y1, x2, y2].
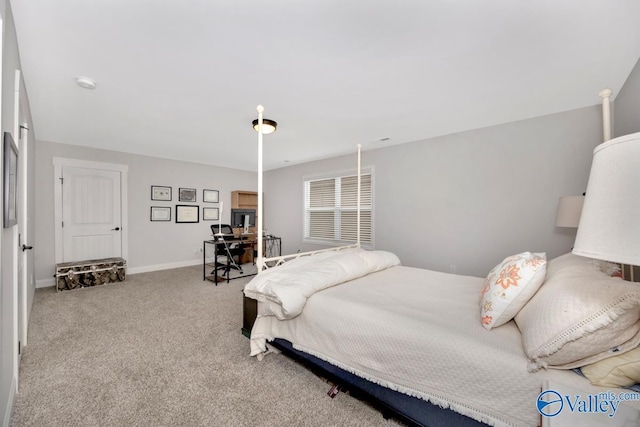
[307, 179, 336, 240]
[340, 175, 372, 244]
[304, 172, 372, 245]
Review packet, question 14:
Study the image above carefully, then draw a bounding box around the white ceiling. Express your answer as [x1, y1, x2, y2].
[10, 1, 640, 171]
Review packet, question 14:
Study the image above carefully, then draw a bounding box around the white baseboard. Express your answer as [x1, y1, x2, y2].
[36, 259, 202, 288]
[126, 259, 201, 275]
[36, 278, 55, 288]
[2, 376, 16, 427]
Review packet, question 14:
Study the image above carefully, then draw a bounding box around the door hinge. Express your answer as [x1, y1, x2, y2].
[62, 221, 64, 228]
[18, 341, 20, 355]
[59, 177, 63, 185]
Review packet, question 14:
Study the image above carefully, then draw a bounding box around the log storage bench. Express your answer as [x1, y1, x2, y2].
[55, 257, 127, 292]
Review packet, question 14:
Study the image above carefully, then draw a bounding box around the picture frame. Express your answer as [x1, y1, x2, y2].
[203, 189, 219, 203]
[3, 132, 18, 228]
[150, 206, 171, 221]
[175, 205, 199, 223]
[151, 185, 172, 201]
[179, 187, 197, 202]
[202, 207, 219, 221]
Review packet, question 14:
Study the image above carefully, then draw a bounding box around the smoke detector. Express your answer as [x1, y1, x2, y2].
[76, 76, 96, 90]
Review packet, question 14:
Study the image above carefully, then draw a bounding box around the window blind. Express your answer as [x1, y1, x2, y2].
[304, 172, 372, 245]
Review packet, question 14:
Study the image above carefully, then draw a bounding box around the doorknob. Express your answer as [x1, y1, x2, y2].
[22, 244, 33, 252]
[111, 227, 120, 231]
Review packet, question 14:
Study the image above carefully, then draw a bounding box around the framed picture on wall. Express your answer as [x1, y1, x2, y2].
[3, 132, 18, 228]
[203, 189, 219, 203]
[151, 185, 172, 201]
[202, 207, 219, 221]
[150, 206, 171, 221]
[179, 187, 197, 202]
[176, 205, 199, 223]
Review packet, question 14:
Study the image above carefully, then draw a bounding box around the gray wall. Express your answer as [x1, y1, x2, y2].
[34, 141, 257, 284]
[614, 57, 640, 137]
[1, 1, 37, 425]
[265, 106, 603, 277]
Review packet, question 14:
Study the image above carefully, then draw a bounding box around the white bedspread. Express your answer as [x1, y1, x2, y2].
[249, 265, 640, 427]
[244, 248, 400, 319]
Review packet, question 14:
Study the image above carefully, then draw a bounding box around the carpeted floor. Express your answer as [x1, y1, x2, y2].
[11, 266, 401, 426]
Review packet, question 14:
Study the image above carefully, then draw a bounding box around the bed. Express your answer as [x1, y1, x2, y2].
[245, 106, 640, 427]
[244, 247, 640, 426]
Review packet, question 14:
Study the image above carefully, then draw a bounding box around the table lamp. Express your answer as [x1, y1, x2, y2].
[572, 132, 640, 281]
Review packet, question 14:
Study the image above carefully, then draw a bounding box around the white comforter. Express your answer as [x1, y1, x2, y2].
[248, 264, 640, 427]
[243, 248, 400, 319]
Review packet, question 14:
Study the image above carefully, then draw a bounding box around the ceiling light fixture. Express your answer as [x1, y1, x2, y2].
[252, 118, 277, 134]
[76, 76, 96, 90]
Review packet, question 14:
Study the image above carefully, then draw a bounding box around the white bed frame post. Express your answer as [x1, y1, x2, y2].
[256, 105, 265, 271]
[356, 144, 361, 248]
[599, 88, 612, 142]
[254, 106, 363, 271]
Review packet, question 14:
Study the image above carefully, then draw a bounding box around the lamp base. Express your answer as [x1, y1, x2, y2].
[620, 264, 640, 282]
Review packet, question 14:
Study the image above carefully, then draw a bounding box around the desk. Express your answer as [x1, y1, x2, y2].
[202, 236, 281, 285]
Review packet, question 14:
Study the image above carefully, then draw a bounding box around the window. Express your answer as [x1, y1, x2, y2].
[304, 172, 372, 246]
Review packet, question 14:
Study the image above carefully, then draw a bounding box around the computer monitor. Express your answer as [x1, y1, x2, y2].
[230, 209, 256, 228]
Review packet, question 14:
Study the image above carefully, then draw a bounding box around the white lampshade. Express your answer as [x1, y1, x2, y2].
[555, 196, 584, 228]
[573, 132, 640, 265]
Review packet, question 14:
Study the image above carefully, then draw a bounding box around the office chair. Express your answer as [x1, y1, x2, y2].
[210, 224, 245, 276]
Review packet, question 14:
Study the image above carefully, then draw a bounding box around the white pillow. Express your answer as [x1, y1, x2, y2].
[515, 253, 640, 371]
[357, 250, 401, 272]
[543, 252, 592, 277]
[581, 346, 640, 388]
[480, 252, 547, 330]
[545, 252, 618, 277]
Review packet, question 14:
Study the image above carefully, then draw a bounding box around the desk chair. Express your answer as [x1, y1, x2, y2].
[211, 225, 245, 276]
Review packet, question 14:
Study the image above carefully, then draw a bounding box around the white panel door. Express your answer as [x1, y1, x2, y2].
[15, 70, 30, 355]
[62, 167, 122, 262]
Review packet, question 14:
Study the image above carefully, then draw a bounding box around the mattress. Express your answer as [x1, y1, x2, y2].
[250, 265, 640, 427]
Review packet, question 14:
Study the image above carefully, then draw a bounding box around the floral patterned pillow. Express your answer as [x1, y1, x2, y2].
[480, 252, 547, 330]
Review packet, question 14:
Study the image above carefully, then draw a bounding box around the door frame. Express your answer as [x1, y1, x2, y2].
[53, 158, 129, 264]
[15, 68, 32, 350]
[17, 123, 29, 349]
